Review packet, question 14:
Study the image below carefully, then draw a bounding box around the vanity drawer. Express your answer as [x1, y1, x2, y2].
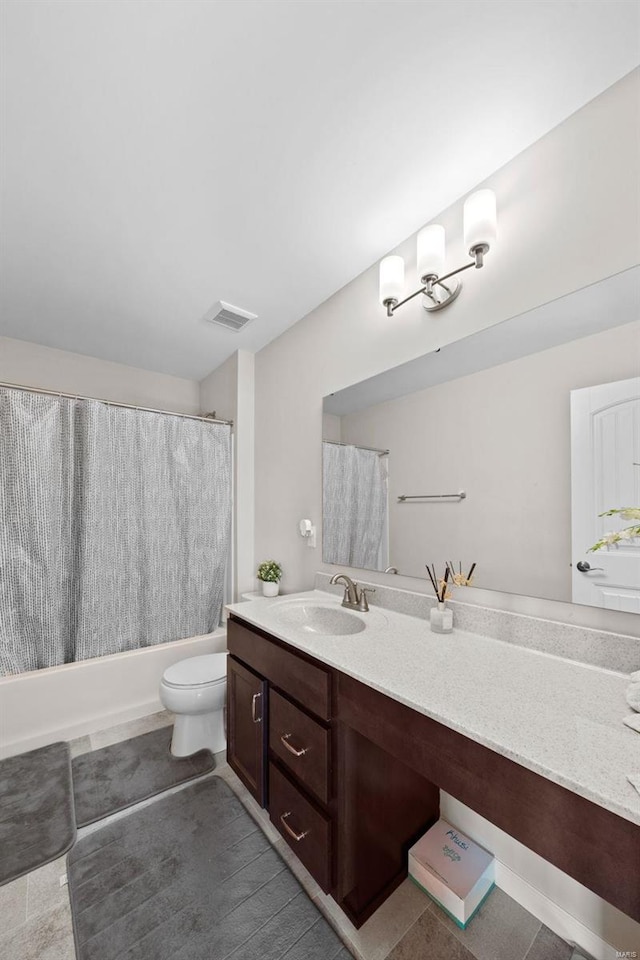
[269, 761, 331, 892]
[269, 690, 331, 805]
[227, 617, 331, 720]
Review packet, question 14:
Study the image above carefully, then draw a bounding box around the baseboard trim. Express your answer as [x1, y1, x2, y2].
[496, 860, 617, 960]
[0, 698, 163, 759]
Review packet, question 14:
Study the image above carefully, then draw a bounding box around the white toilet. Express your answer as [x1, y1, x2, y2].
[159, 653, 228, 757]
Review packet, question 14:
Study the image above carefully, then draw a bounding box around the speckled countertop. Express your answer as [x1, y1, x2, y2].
[226, 590, 640, 827]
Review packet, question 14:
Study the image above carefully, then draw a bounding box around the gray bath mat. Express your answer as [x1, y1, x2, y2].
[0, 741, 76, 886]
[68, 775, 351, 960]
[72, 726, 215, 827]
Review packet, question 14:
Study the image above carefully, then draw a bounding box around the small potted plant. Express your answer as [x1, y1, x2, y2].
[257, 560, 282, 597]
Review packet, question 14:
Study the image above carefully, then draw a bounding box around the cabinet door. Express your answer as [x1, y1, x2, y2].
[227, 656, 268, 806]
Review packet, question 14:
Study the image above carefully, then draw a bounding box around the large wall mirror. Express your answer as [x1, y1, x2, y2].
[322, 267, 640, 612]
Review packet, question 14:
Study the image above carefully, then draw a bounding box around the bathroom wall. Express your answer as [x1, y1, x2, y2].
[200, 350, 238, 421]
[322, 413, 342, 442]
[252, 69, 640, 951]
[337, 321, 639, 601]
[200, 349, 256, 598]
[0, 335, 200, 412]
[254, 69, 640, 603]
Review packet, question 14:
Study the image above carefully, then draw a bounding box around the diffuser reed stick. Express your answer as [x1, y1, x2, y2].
[440, 567, 450, 603]
[428, 561, 477, 595]
[425, 565, 439, 596]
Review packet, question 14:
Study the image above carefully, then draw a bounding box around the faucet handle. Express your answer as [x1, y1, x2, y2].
[358, 587, 375, 612]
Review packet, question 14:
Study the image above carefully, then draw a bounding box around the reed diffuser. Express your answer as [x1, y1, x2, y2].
[425, 562, 476, 634]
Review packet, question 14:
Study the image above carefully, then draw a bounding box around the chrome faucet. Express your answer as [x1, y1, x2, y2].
[329, 573, 375, 612]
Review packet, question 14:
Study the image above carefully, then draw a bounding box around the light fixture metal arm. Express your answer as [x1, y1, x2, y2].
[386, 283, 428, 316]
[386, 246, 485, 317]
[430, 254, 477, 287]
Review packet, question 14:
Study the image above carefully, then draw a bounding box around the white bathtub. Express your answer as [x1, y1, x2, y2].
[0, 628, 227, 759]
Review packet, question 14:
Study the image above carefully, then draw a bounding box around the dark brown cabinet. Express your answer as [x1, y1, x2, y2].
[227, 613, 640, 929]
[227, 616, 336, 894]
[269, 689, 331, 805]
[227, 656, 268, 806]
[226, 614, 436, 922]
[269, 761, 332, 892]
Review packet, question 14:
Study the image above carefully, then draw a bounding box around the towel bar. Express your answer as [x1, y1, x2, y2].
[397, 491, 466, 502]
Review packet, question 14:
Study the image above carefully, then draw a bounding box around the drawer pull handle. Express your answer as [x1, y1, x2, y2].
[280, 811, 309, 842]
[280, 733, 308, 757]
[251, 692, 262, 724]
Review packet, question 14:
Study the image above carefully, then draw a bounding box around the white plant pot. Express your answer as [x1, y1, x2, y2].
[261, 581, 279, 597]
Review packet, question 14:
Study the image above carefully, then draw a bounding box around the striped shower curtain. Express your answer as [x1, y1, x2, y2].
[0, 388, 232, 675]
[322, 442, 388, 570]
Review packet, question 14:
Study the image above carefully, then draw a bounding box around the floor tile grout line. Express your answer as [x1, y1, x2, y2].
[1, 713, 177, 955]
[0, 896, 72, 948]
[26, 863, 67, 920]
[426, 896, 543, 960]
[309, 894, 362, 958]
[309, 881, 433, 960]
[276, 844, 322, 898]
[521, 923, 544, 960]
[369, 893, 431, 960]
[0, 883, 29, 941]
[12, 715, 546, 960]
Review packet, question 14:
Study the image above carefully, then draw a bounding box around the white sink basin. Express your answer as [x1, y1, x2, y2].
[271, 600, 366, 636]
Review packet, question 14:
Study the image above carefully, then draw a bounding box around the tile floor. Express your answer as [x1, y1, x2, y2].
[0, 710, 576, 960]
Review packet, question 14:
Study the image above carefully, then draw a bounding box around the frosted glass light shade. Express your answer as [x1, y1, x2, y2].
[417, 224, 445, 280]
[464, 189, 497, 254]
[379, 255, 405, 305]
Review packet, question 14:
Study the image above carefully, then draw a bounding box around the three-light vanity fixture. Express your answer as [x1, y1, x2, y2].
[379, 189, 497, 316]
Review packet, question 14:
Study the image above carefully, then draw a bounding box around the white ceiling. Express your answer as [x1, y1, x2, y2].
[1, 1, 639, 381]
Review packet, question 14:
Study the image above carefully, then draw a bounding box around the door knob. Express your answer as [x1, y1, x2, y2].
[576, 560, 604, 573]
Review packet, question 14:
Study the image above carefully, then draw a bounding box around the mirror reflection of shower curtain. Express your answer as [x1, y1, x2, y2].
[322, 442, 388, 570]
[0, 388, 232, 675]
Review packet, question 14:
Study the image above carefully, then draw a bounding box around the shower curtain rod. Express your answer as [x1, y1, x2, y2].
[323, 439, 389, 456]
[0, 380, 233, 427]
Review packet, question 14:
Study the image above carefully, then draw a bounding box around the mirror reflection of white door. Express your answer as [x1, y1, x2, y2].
[571, 377, 640, 610]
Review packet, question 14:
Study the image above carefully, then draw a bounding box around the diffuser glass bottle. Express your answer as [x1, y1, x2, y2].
[430, 602, 453, 634]
[426, 564, 454, 634]
[425, 562, 476, 634]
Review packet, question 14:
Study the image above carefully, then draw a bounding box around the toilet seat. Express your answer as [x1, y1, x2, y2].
[162, 653, 227, 689]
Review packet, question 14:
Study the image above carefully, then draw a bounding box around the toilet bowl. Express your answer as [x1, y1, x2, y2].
[159, 653, 228, 757]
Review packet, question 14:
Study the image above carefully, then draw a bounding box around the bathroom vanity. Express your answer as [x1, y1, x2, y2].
[226, 592, 640, 929]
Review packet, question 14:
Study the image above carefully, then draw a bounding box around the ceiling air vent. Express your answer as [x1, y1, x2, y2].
[204, 300, 257, 332]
